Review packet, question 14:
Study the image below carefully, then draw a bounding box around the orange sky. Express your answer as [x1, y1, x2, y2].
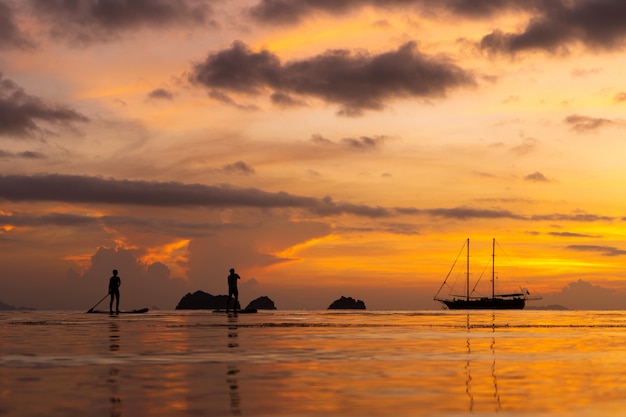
[2, 0, 626, 310]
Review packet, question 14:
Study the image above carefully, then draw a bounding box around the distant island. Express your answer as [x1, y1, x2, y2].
[328, 296, 366, 310]
[0, 299, 34, 311]
[175, 291, 277, 310]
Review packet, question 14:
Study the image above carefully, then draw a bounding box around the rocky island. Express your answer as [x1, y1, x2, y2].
[327, 296, 366, 310]
[175, 291, 277, 310]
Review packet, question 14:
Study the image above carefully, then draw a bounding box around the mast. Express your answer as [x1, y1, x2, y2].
[491, 238, 495, 300]
[466, 238, 470, 301]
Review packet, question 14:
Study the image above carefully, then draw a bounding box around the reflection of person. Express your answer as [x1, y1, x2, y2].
[109, 269, 121, 314]
[226, 268, 240, 312]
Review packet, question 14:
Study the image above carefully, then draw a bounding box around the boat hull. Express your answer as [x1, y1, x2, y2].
[440, 298, 525, 310]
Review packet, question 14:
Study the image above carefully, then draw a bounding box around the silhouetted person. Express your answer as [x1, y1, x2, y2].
[109, 269, 121, 314]
[226, 268, 240, 312]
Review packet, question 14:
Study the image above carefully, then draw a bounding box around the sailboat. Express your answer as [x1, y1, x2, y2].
[434, 238, 532, 310]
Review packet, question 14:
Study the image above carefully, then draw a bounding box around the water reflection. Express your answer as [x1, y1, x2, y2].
[227, 313, 242, 416]
[108, 319, 122, 417]
[465, 313, 502, 414]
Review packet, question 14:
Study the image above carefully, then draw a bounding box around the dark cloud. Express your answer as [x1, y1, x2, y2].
[0, 211, 99, 228]
[615, 92, 626, 102]
[531, 213, 615, 222]
[147, 88, 174, 101]
[0, 174, 391, 218]
[548, 232, 598, 238]
[564, 114, 617, 132]
[31, 0, 213, 44]
[480, 0, 626, 54]
[208, 90, 260, 111]
[397, 206, 616, 223]
[190, 41, 475, 116]
[310, 134, 387, 151]
[524, 171, 550, 183]
[247, 0, 543, 25]
[424, 207, 525, 220]
[0, 1, 35, 49]
[222, 161, 255, 175]
[0, 150, 45, 159]
[270, 92, 307, 108]
[341, 136, 386, 150]
[566, 245, 626, 257]
[0, 73, 89, 138]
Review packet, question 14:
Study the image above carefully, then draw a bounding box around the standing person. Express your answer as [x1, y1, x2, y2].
[227, 268, 240, 312]
[109, 269, 121, 314]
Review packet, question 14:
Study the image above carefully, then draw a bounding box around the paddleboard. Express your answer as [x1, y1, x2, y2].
[212, 309, 257, 314]
[87, 308, 149, 314]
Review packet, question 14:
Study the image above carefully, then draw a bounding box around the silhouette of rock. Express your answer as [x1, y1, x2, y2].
[328, 296, 366, 310]
[245, 296, 277, 310]
[175, 290, 240, 310]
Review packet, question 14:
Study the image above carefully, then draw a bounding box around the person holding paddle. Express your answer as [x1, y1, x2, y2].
[109, 269, 121, 314]
[226, 268, 240, 312]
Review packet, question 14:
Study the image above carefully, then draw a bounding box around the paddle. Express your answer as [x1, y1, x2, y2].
[86, 293, 109, 313]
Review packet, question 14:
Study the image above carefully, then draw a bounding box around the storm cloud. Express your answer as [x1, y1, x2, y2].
[190, 41, 475, 116]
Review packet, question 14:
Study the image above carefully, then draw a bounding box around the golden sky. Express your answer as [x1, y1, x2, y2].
[2, 0, 626, 310]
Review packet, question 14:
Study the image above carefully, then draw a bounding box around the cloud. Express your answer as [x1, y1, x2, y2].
[411, 207, 526, 220]
[615, 92, 626, 102]
[31, 0, 214, 44]
[0, 174, 391, 218]
[0, 1, 34, 49]
[548, 232, 598, 238]
[566, 245, 626, 257]
[524, 171, 550, 183]
[221, 161, 255, 175]
[0, 73, 89, 138]
[270, 92, 307, 108]
[247, 0, 542, 25]
[0, 150, 45, 159]
[147, 88, 174, 101]
[541, 279, 625, 310]
[564, 114, 619, 132]
[480, 0, 626, 54]
[189, 41, 475, 116]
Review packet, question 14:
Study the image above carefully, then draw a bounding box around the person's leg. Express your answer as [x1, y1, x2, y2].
[115, 293, 120, 313]
[110, 294, 114, 313]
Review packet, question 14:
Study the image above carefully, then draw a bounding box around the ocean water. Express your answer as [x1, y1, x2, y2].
[1, 310, 626, 417]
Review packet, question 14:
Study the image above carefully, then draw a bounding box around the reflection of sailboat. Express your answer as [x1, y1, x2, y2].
[465, 314, 502, 413]
[434, 238, 537, 310]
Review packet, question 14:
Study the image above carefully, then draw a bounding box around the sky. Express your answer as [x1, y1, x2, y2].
[2, 0, 626, 310]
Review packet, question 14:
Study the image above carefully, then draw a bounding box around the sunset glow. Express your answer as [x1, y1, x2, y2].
[2, 0, 626, 310]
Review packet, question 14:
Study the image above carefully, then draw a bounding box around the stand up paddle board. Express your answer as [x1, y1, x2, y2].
[87, 308, 149, 314]
[212, 308, 257, 314]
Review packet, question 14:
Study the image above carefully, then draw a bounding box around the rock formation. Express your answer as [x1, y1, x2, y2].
[175, 290, 240, 310]
[245, 296, 277, 310]
[327, 296, 366, 310]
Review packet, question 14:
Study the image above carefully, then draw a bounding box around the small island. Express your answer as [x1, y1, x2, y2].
[175, 290, 240, 310]
[175, 291, 277, 310]
[245, 296, 277, 310]
[328, 296, 366, 310]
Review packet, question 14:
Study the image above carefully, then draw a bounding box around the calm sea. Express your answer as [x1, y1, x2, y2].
[1, 309, 626, 416]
